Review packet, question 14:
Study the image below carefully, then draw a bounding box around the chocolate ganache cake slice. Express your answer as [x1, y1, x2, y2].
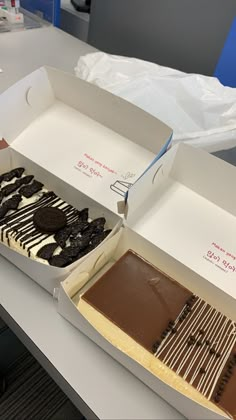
[0, 168, 111, 267]
[79, 250, 236, 419]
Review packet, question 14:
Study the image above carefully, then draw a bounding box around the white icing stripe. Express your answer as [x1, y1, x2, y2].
[207, 335, 235, 399]
[181, 308, 220, 380]
[2, 196, 78, 255]
[175, 307, 220, 377]
[2, 195, 59, 233]
[173, 303, 212, 374]
[154, 305, 186, 357]
[205, 337, 235, 399]
[155, 298, 202, 359]
[154, 295, 236, 401]
[188, 312, 224, 385]
[201, 322, 236, 398]
[166, 301, 207, 369]
[196, 318, 230, 392]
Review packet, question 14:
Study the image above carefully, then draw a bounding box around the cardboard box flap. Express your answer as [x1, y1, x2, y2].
[45, 67, 172, 153]
[126, 143, 236, 302]
[0, 67, 172, 214]
[0, 68, 55, 144]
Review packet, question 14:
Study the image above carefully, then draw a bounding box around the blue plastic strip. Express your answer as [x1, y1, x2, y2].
[21, 0, 60, 25]
[141, 133, 173, 176]
[214, 17, 236, 88]
[53, 0, 60, 27]
[125, 133, 173, 202]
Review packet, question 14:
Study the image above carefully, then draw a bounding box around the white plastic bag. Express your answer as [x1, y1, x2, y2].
[75, 52, 236, 152]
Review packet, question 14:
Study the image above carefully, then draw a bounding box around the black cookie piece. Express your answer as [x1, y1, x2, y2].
[4, 194, 22, 210]
[82, 217, 105, 235]
[2, 182, 19, 197]
[78, 208, 89, 222]
[54, 226, 72, 248]
[75, 245, 94, 262]
[43, 191, 56, 199]
[68, 244, 94, 265]
[12, 167, 25, 179]
[0, 194, 22, 219]
[36, 243, 58, 261]
[2, 167, 24, 182]
[60, 246, 80, 259]
[0, 191, 3, 205]
[0, 206, 8, 219]
[76, 244, 94, 259]
[70, 221, 89, 238]
[81, 226, 95, 241]
[33, 207, 67, 233]
[49, 255, 69, 268]
[90, 229, 112, 247]
[1, 175, 33, 197]
[19, 175, 34, 186]
[70, 237, 90, 250]
[83, 217, 106, 237]
[19, 180, 43, 198]
[89, 217, 106, 229]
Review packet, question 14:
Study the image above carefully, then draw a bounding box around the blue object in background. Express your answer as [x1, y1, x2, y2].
[214, 17, 236, 88]
[21, 0, 60, 26]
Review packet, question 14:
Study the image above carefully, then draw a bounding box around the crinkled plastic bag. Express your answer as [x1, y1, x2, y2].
[75, 52, 236, 152]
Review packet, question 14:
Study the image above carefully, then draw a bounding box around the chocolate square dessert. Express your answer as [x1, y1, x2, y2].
[79, 250, 236, 419]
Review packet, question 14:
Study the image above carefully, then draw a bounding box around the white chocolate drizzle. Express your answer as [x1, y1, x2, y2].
[155, 296, 236, 400]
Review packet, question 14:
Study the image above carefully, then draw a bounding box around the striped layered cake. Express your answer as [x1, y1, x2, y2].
[0, 167, 111, 267]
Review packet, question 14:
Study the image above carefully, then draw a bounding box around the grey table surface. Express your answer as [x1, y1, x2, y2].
[0, 26, 184, 420]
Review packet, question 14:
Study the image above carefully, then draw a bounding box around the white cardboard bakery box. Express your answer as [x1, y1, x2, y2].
[0, 66, 172, 294]
[58, 143, 236, 420]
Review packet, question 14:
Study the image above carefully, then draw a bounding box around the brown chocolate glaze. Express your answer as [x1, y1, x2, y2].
[83, 250, 192, 352]
[83, 250, 236, 419]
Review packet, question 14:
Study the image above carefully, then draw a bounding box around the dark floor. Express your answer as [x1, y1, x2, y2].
[0, 319, 84, 420]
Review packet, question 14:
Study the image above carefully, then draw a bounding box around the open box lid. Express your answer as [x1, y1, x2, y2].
[0, 66, 172, 214]
[126, 143, 236, 306]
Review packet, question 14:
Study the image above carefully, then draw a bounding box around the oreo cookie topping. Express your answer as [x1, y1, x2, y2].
[49, 255, 68, 268]
[70, 237, 90, 251]
[0, 191, 4, 205]
[54, 226, 72, 248]
[0, 194, 22, 219]
[1, 167, 24, 183]
[90, 230, 112, 247]
[0, 167, 111, 268]
[70, 221, 89, 238]
[48, 216, 110, 267]
[36, 243, 58, 261]
[33, 207, 67, 233]
[1, 175, 34, 197]
[78, 207, 89, 222]
[19, 180, 43, 198]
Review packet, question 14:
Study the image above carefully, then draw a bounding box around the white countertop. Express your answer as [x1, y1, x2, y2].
[0, 26, 94, 93]
[0, 26, 184, 420]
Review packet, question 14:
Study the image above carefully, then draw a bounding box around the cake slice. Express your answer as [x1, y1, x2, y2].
[0, 168, 111, 267]
[79, 250, 236, 419]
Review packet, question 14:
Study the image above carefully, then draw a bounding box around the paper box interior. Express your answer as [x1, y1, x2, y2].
[58, 142, 236, 420]
[126, 142, 236, 315]
[0, 66, 172, 294]
[58, 226, 229, 420]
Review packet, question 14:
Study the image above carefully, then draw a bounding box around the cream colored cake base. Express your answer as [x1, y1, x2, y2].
[78, 298, 231, 419]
